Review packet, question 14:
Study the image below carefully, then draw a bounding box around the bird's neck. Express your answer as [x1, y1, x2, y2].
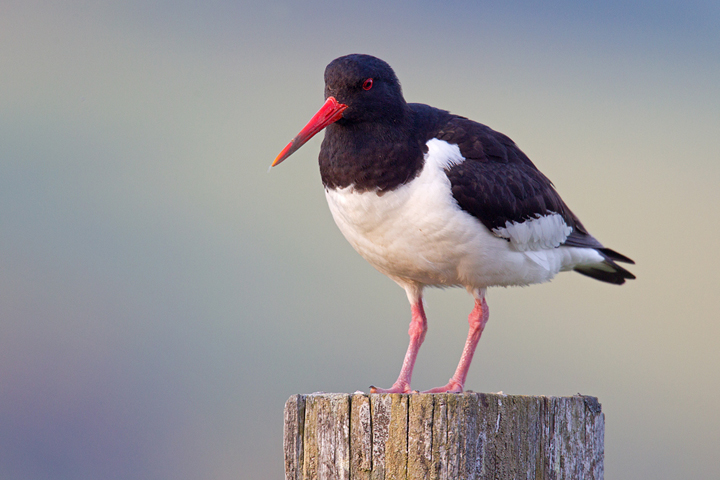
[319, 114, 424, 192]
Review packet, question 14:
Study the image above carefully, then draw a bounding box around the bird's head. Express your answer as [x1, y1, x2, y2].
[272, 54, 406, 167]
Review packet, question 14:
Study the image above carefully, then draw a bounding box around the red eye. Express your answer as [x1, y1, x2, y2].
[362, 78, 373, 90]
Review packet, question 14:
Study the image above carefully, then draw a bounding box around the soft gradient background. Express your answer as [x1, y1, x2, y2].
[1, 1, 718, 479]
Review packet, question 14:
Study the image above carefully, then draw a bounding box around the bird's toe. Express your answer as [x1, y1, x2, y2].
[369, 384, 412, 394]
[423, 379, 464, 394]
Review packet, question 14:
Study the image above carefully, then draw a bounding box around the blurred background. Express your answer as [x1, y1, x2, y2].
[1, 1, 718, 478]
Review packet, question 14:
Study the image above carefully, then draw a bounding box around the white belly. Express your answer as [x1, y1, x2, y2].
[324, 139, 603, 290]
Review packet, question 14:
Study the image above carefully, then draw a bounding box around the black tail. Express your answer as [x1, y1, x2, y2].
[574, 248, 636, 285]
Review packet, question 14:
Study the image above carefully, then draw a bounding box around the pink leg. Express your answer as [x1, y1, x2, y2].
[370, 300, 427, 394]
[424, 293, 489, 393]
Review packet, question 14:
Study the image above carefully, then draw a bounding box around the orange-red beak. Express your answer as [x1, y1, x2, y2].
[271, 97, 348, 167]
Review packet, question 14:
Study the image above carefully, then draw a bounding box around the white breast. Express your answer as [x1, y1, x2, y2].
[324, 139, 603, 290]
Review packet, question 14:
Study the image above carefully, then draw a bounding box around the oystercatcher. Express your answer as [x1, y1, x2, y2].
[272, 54, 634, 394]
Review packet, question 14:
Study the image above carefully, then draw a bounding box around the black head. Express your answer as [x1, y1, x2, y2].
[272, 54, 410, 167]
[323, 54, 407, 125]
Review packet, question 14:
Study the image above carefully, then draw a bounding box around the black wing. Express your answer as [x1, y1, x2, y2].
[434, 116, 587, 237]
[425, 113, 635, 284]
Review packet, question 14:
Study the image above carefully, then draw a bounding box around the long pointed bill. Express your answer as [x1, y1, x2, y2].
[271, 96, 348, 167]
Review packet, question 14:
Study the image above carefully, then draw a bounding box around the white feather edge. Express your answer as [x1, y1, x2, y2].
[491, 213, 573, 252]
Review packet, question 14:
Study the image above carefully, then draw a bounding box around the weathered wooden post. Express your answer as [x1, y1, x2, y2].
[284, 392, 603, 480]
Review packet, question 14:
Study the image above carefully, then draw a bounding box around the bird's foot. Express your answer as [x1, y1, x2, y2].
[422, 379, 464, 394]
[369, 383, 413, 394]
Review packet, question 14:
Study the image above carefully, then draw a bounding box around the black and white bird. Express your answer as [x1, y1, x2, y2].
[272, 54, 634, 394]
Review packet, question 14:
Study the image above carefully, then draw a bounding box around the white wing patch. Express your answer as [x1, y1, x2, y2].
[492, 213, 572, 252]
[425, 138, 465, 169]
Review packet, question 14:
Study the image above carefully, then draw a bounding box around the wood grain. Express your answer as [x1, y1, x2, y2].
[284, 393, 604, 480]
